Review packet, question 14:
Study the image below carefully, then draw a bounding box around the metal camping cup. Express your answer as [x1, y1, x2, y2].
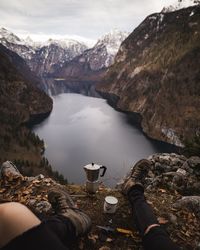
[84, 163, 107, 182]
[104, 196, 118, 214]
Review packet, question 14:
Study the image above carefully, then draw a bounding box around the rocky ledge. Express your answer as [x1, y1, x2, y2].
[0, 153, 200, 249]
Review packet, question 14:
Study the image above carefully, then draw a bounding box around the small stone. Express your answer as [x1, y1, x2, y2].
[22, 190, 30, 195]
[176, 168, 187, 176]
[38, 174, 45, 180]
[172, 175, 185, 187]
[99, 246, 111, 250]
[168, 213, 177, 225]
[173, 196, 200, 218]
[148, 170, 155, 178]
[187, 157, 200, 169]
[106, 237, 113, 242]
[32, 179, 40, 184]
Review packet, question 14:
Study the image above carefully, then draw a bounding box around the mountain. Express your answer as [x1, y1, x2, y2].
[83, 29, 129, 71]
[0, 41, 44, 90]
[0, 44, 53, 169]
[162, 0, 200, 12]
[0, 28, 128, 80]
[28, 38, 88, 77]
[97, 5, 200, 147]
[0, 27, 35, 61]
[0, 28, 88, 77]
[53, 30, 129, 81]
[0, 43, 52, 126]
[23, 36, 42, 49]
[0, 27, 22, 44]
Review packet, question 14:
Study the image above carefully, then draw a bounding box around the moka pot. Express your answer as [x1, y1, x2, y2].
[84, 163, 107, 182]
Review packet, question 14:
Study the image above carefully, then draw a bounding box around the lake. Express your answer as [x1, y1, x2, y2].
[33, 93, 174, 186]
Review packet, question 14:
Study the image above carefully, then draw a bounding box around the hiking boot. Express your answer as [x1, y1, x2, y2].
[48, 189, 91, 237]
[0, 161, 23, 180]
[122, 159, 151, 195]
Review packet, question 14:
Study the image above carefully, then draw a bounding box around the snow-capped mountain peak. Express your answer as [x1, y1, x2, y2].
[162, 0, 200, 13]
[73, 29, 129, 71]
[0, 27, 89, 76]
[0, 27, 22, 44]
[44, 38, 88, 50]
[0, 27, 128, 76]
[23, 36, 42, 49]
[95, 29, 129, 56]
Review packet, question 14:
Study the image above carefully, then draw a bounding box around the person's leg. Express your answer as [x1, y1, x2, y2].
[128, 185, 159, 236]
[122, 159, 180, 250]
[43, 215, 77, 247]
[0, 162, 89, 249]
[128, 186, 180, 250]
[0, 202, 41, 248]
[48, 189, 92, 237]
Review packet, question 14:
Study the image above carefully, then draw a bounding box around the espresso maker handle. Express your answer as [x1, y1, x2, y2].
[100, 166, 107, 177]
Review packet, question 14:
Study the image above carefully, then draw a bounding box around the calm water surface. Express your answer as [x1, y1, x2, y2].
[33, 93, 170, 186]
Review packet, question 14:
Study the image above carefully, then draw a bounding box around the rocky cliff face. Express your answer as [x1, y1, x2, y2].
[0, 44, 53, 167]
[97, 6, 200, 147]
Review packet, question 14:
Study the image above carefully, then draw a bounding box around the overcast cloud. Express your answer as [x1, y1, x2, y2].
[0, 0, 176, 43]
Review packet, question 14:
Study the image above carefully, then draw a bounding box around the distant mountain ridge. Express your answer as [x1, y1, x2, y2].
[53, 30, 129, 81]
[0, 28, 128, 78]
[28, 39, 88, 77]
[0, 28, 88, 77]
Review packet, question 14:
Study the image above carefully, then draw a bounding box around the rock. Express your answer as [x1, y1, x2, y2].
[147, 170, 155, 178]
[187, 156, 200, 169]
[191, 182, 200, 193]
[0, 161, 23, 180]
[176, 168, 187, 176]
[173, 196, 200, 218]
[106, 238, 113, 243]
[172, 174, 186, 187]
[27, 174, 45, 182]
[99, 246, 111, 250]
[181, 162, 193, 174]
[154, 162, 162, 170]
[167, 213, 178, 225]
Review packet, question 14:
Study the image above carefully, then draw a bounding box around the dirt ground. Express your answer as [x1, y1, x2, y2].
[65, 185, 200, 250]
[0, 177, 199, 250]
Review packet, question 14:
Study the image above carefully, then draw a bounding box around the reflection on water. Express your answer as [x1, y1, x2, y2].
[41, 78, 100, 97]
[33, 93, 173, 186]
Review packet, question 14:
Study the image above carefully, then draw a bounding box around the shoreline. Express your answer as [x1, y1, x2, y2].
[96, 89, 180, 153]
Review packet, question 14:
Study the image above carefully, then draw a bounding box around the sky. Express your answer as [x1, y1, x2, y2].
[0, 0, 176, 45]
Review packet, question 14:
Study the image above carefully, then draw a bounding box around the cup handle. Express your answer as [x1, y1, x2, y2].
[100, 166, 107, 177]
